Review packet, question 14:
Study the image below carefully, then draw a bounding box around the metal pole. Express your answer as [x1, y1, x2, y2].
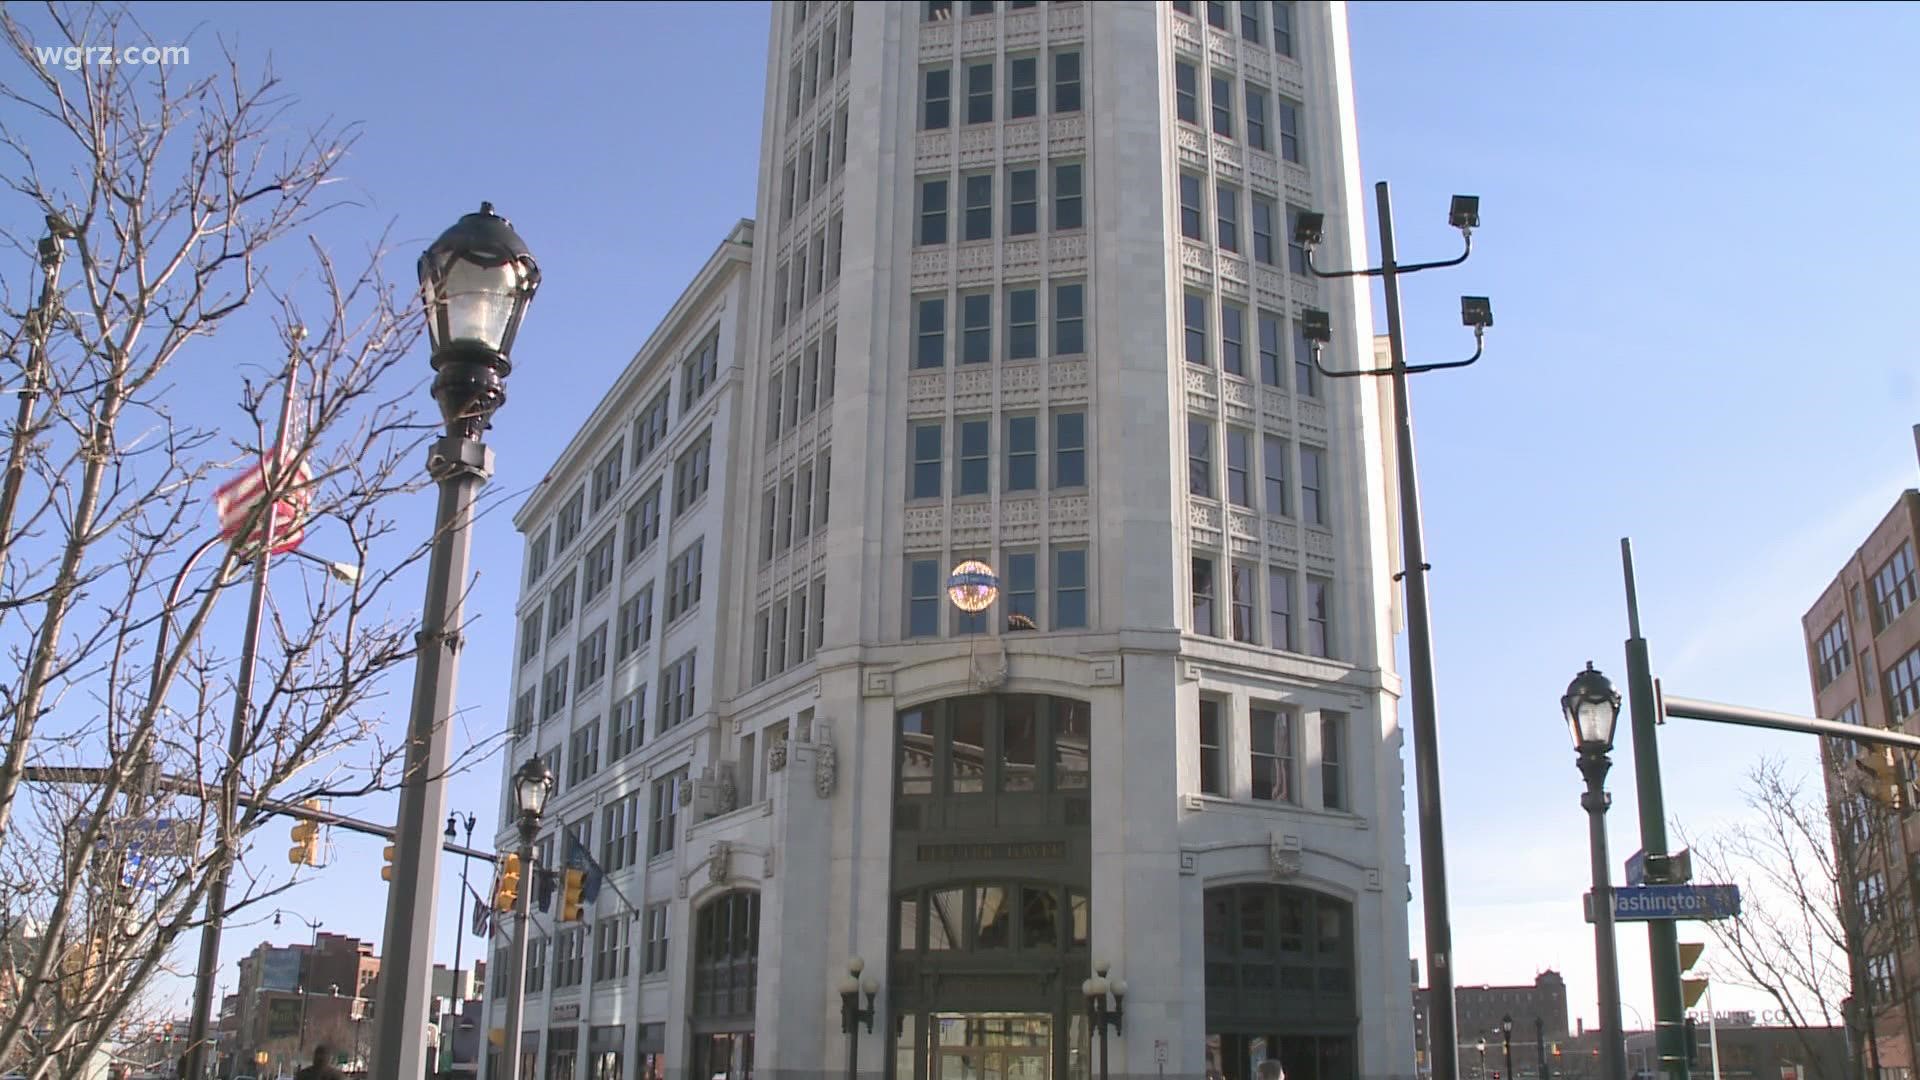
[1704, 983, 1720, 1080]
[1504, 1028, 1513, 1080]
[1580, 752, 1627, 1080]
[847, 1009, 859, 1080]
[0, 230, 66, 569]
[1375, 179, 1462, 1080]
[1097, 1003, 1109, 1080]
[369, 432, 492, 1078]
[183, 359, 301, 1080]
[449, 815, 474, 1079]
[498, 826, 535, 1080]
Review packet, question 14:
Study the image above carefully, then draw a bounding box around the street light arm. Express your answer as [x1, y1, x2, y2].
[1305, 233, 1472, 280]
[1309, 337, 1485, 381]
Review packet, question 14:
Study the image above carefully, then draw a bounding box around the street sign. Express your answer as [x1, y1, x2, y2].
[1612, 884, 1741, 921]
[1626, 850, 1646, 887]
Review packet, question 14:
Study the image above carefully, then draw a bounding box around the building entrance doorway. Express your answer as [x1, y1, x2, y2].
[931, 1014, 1051, 1080]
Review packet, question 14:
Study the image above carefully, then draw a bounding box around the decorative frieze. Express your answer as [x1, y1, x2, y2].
[1005, 120, 1042, 162]
[954, 366, 993, 412]
[919, 23, 953, 60]
[909, 372, 946, 416]
[1004, 238, 1042, 277]
[1050, 494, 1090, 537]
[1049, 233, 1088, 268]
[961, 16, 998, 52]
[1184, 365, 1216, 401]
[1049, 357, 1088, 396]
[1003, 362, 1042, 407]
[1048, 2, 1085, 38]
[912, 249, 949, 291]
[905, 506, 945, 550]
[1049, 114, 1086, 154]
[917, 131, 951, 170]
[1005, 10, 1042, 48]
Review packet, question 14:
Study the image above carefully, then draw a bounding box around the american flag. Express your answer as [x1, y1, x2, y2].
[212, 446, 313, 555]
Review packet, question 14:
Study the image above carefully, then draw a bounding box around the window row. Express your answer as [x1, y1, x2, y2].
[916, 161, 1084, 247]
[907, 547, 1087, 637]
[1173, 61, 1303, 164]
[915, 278, 1084, 367]
[924, 1, 1045, 23]
[1182, 293, 1318, 397]
[1873, 541, 1916, 633]
[780, 107, 850, 228]
[919, 51, 1081, 131]
[909, 412, 1085, 501]
[1815, 614, 1852, 689]
[1187, 417, 1328, 526]
[896, 882, 1090, 954]
[765, 328, 839, 444]
[785, 3, 854, 122]
[1171, 1, 1296, 60]
[1197, 698, 1347, 810]
[772, 216, 845, 328]
[1191, 558, 1335, 659]
[1177, 176, 1311, 277]
[896, 695, 1090, 797]
[760, 453, 832, 564]
[752, 576, 829, 684]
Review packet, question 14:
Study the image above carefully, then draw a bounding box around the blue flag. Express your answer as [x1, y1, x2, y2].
[565, 834, 605, 904]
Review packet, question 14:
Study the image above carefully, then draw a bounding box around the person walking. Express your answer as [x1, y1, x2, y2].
[293, 1045, 345, 1080]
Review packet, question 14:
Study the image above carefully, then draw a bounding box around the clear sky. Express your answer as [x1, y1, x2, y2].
[9, 0, 1920, 1043]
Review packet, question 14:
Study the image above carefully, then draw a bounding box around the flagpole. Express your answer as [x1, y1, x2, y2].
[182, 337, 304, 1080]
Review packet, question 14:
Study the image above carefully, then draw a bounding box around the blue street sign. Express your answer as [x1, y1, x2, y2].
[1611, 884, 1741, 921]
[1625, 850, 1646, 887]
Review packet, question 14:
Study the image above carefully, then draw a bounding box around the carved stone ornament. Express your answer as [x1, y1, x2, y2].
[678, 777, 694, 807]
[768, 739, 788, 772]
[709, 841, 732, 884]
[813, 718, 838, 799]
[715, 766, 738, 815]
[1269, 835, 1302, 879]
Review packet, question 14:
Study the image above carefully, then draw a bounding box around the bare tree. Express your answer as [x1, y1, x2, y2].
[0, 4, 506, 1075]
[1678, 755, 1911, 1080]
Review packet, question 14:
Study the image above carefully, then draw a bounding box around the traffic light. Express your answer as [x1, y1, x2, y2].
[288, 823, 319, 866]
[381, 843, 396, 882]
[1856, 747, 1906, 811]
[1684, 1017, 1699, 1067]
[561, 867, 587, 922]
[493, 854, 522, 912]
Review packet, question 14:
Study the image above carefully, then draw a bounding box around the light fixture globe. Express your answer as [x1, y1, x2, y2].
[512, 755, 555, 823]
[1562, 661, 1622, 754]
[947, 560, 999, 613]
[417, 202, 540, 434]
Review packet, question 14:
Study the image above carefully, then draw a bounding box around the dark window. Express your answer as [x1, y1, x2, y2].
[1250, 706, 1293, 801]
[1180, 174, 1206, 241]
[1206, 1, 1227, 29]
[1007, 287, 1038, 359]
[1272, 1, 1294, 56]
[1873, 543, 1917, 630]
[957, 418, 991, 495]
[1006, 552, 1038, 629]
[1217, 182, 1240, 253]
[1006, 415, 1038, 491]
[926, 0, 952, 21]
[1322, 712, 1347, 810]
[911, 422, 943, 499]
[1211, 74, 1233, 136]
[1268, 567, 1294, 651]
[964, 173, 993, 241]
[1246, 85, 1269, 151]
[1184, 293, 1208, 366]
[672, 430, 712, 516]
[1053, 547, 1087, 628]
[1299, 445, 1325, 525]
[1222, 302, 1246, 378]
[1294, 318, 1318, 397]
[1175, 63, 1198, 124]
[962, 293, 992, 363]
[920, 179, 949, 245]
[1192, 556, 1217, 636]
[899, 709, 934, 795]
[1307, 576, 1333, 658]
[1188, 415, 1213, 497]
[1252, 198, 1277, 265]
[967, 61, 994, 124]
[1009, 56, 1037, 118]
[1285, 204, 1309, 275]
[908, 558, 941, 637]
[1199, 699, 1224, 794]
[1263, 433, 1289, 516]
[923, 67, 951, 130]
[1816, 615, 1853, 688]
[1231, 562, 1257, 643]
[1009, 168, 1038, 235]
[916, 296, 946, 369]
[1226, 427, 1252, 507]
[1053, 282, 1084, 355]
[1053, 162, 1084, 230]
[1240, 2, 1262, 42]
[1053, 51, 1082, 113]
[1278, 97, 1302, 163]
[691, 891, 760, 1022]
[1052, 411, 1085, 489]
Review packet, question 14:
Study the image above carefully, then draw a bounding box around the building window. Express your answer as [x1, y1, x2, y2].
[964, 173, 993, 241]
[525, 937, 547, 993]
[1053, 546, 1087, 629]
[1300, 445, 1326, 525]
[767, 369, 785, 441]
[1006, 551, 1038, 629]
[1816, 615, 1852, 688]
[910, 421, 943, 499]
[1268, 567, 1294, 651]
[1184, 292, 1208, 366]
[1175, 62, 1198, 125]
[541, 658, 570, 721]
[1173, 0, 1193, 13]
[1278, 97, 1302, 163]
[555, 488, 585, 554]
[1188, 416, 1214, 498]
[1257, 309, 1282, 384]
[923, 67, 951, 130]
[642, 904, 670, 975]
[1053, 282, 1084, 355]
[1199, 698, 1225, 795]
[1285, 204, 1310, 276]
[609, 689, 645, 762]
[1192, 556, 1217, 636]
[926, 0, 952, 22]
[666, 538, 704, 622]
[1322, 711, 1347, 810]
[1307, 576, 1333, 658]
[1179, 173, 1205, 241]
[1240, 2, 1262, 43]
[1886, 645, 1920, 723]
[1216, 182, 1239, 253]
[1006, 415, 1038, 492]
[1272, 1, 1294, 56]
[1250, 705, 1293, 802]
[649, 771, 682, 858]
[514, 688, 535, 739]
[692, 891, 761, 1022]
[576, 622, 608, 693]
[1008, 167, 1038, 235]
[1294, 318, 1318, 397]
[1210, 73, 1233, 136]
[1052, 410, 1085, 489]
[1231, 562, 1257, 643]
[633, 388, 670, 465]
[590, 444, 623, 515]
[1263, 433, 1289, 516]
[957, 418, 991, 496]
[915, 296, 947, 369]
[548, 571, 576, 639]
[520, 607, 542, 665]
[1007, 287, 1038, 360]
[919, 178, 949, 245]
[1206, 1, 1227, 28]
[526, 526, 551, 587]
[1009, 56, 1037, 119]
[615, 585, 652, 661]
[961, 292, 992, 363]
[594, 916, 630, 982]
[1873, 542, 1917, 630]
[681, 332, 719, 413]
[1252, 198, 1277, 266]
[624, 482, 661, 564]
[908, 558, 941, 637]
[582, 532, 615, 606]
[1053, 162, 1083, 230]
[1053, 50, 1082, 112]
[796, 463, 815, 540]
[1221, 301, 1246, 378]
[1225, 428, 1253, 509]
[967, 60, 994, 124]
[659, 651, 696, 731]
[673, 430, 712, 517]
[568, 719, 600, 787]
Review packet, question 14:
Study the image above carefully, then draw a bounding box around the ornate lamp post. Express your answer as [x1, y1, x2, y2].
[498, 757, 554, 1080]
[1501, 1014, 1514, 1080]
[370, 203, 538, 1079]
[1565, 662, 1628, 1080]
[837, 956, 878, 1080]
[1081, 960, 1126, 1080]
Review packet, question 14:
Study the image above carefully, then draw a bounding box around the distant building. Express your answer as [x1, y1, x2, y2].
[227, 932, 379, 1078]
[1548, 1022, 1849, 1080]
[1415, 971, 1569, 1080]
[1802, 480, 1920, 1076]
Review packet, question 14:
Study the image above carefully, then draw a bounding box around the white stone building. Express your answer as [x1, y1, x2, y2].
[484, 3, 1412, 1079]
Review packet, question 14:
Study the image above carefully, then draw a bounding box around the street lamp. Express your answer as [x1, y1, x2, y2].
[1476, 1037, 1487, 1080]
[1564, 662, 1627, 1080]
[443, 811, 478, 1080]
[1295, 183, 1489, 1080]
[1501, 1014, 1513, 1080]
[273, 910, 323, 1055]
[498, 757, 554, 1080]
[370, 203, 538, 1080]
[1081, 960, 1125, 1080]
[837, 956, 879, 1080]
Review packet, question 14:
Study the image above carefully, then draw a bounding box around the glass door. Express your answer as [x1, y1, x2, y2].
[931, 1014, 1052, 1080]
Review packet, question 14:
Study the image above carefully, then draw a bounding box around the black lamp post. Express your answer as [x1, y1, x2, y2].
[837, 956, 878, 1080]
[499, 757, 554, 1080]
[370, 203, 538, 1080]
[272, 910, 323, 1058]
[1081, 960, 1126, 1080]
[1565, 662, 1628, 1080]
[1501, 1014, 1513, 1080]
[444, 810, 477, 1079]
[1476, 1037, 1487, 1080]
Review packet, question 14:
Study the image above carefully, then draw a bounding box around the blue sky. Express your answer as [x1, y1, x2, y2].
[9, 0, 1920, 1039]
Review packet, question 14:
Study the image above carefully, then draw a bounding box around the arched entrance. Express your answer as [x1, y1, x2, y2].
[690, 890, 759, 1080]
[887, 694, 1094, 1080]
[1202, 884, 1357, 1080]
